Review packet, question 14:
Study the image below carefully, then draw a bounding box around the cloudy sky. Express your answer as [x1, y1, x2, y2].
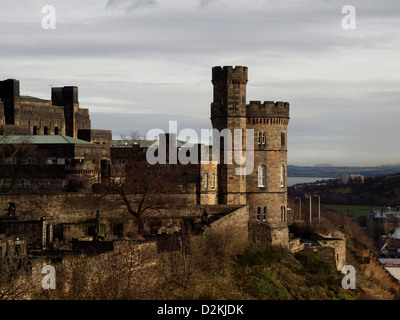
[1, 0, 399, 166]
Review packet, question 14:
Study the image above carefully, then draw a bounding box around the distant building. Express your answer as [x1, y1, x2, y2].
[342, 174, 364, 184]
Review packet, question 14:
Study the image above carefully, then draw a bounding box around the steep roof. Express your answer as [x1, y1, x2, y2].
[0, 135, 94, 145]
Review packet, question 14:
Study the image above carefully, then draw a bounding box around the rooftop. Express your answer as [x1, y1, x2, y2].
[112, 139, 193, 148]
[0, 135, 94, 145]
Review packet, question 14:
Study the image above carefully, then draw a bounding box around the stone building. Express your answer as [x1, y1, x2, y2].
[0, 79, 93, 138]
[0, 135, 110, 193]
[0, 66, 291, 248]
[341, 174, 364, 184]
[0, 79, 111, 194]
[210, 66, 290, 246]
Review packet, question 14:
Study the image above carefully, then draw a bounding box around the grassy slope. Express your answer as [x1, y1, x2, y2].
[159, 243, 358, 300]
[318, 173, 400, 206]
[321, 204, 372, 217]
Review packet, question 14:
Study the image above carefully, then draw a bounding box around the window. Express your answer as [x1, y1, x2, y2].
[280, 165, 285, 188]
[204, 173, 208, 190]
[281, 206, 286, 221]
[6, 157, 16, 165]
[4, 180, 11, 189]
[263, 207, 267, 221]
[54, 127, 59, 135]
[19, 179, 30, 189]
[0, 179, 10, 189]
[62, 180, 68, 189]
[47, 158, 57, 165]
[258, 132, 262, 145]
[183, 173, 188, 187]
[39, 180, 50, 189]
[257, 207, 261, 221]
[281, 132, 286, 146]
[1, 179, 11, 189]
[26, 157, 37, 165]
[262, 132, 266, 145]
[258, 165, 266, 187]
[211, 173, 215, 189]
[44, 126, 48, 135]
[33, 126, 38, 135]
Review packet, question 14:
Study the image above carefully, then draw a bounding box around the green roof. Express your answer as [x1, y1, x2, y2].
[0, 135, 94, 145]
[112, 139, 193, 148]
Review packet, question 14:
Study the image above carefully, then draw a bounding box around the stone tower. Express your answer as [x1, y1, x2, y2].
[211, 66, 248, 205]
[211, 66, 290, 247]
[0, 79, 21, 126]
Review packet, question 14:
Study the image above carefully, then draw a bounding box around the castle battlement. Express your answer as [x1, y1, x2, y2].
[246, 100, 290, 118]
[212, 66, 248, 83]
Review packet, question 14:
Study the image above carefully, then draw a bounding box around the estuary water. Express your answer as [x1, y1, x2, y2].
[287, 177, 335, 187]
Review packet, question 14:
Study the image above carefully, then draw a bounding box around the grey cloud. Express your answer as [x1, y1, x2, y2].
[199, 0, 220, 8]
[2, 0, 400, 165]
[106, 0, 157, 12]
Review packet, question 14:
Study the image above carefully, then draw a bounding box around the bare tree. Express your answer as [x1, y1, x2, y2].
[0, 252, 33, 300]
[102, 132, 173, 236]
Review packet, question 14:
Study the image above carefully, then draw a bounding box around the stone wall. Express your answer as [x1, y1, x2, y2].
[308, 234, 347, 271]
[289, 238, 304, 253]
[30, 240, 159, 299]
[316, 238, 346, 271]
[204, 205, 248, 245]
[248, 220, 289, 248]
[0, 192, 199, 224]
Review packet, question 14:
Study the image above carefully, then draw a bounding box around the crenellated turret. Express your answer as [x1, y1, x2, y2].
[211, 66, 248, 122]
[246, 101, 290, 119]
[210, 65, 290, 248]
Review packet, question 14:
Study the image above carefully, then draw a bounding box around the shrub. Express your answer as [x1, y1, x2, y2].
[251, 268, 287, 300]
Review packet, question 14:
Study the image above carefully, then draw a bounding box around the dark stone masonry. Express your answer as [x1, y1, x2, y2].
[0, 66, 290, 249]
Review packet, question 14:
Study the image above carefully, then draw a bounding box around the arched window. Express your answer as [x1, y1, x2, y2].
[211, 173, 215, 189]
[204, 173, 208, 190]
[44, 126, 48, 135]
[54, 127, 59, 135]
[263, 207, 267, 221]
[258, 165, 266, 187]
[257, 207, 261, 221]
[280, 165, 285, 188]
[33, 126, 38, 135]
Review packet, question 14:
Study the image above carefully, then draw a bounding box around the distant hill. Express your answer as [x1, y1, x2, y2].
[288, 164, 400, 179]
[290, 173, 400, 206]
[314, 164, 334, 167]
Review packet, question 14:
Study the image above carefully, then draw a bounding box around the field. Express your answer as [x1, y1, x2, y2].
[322, 204, 374, 217]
